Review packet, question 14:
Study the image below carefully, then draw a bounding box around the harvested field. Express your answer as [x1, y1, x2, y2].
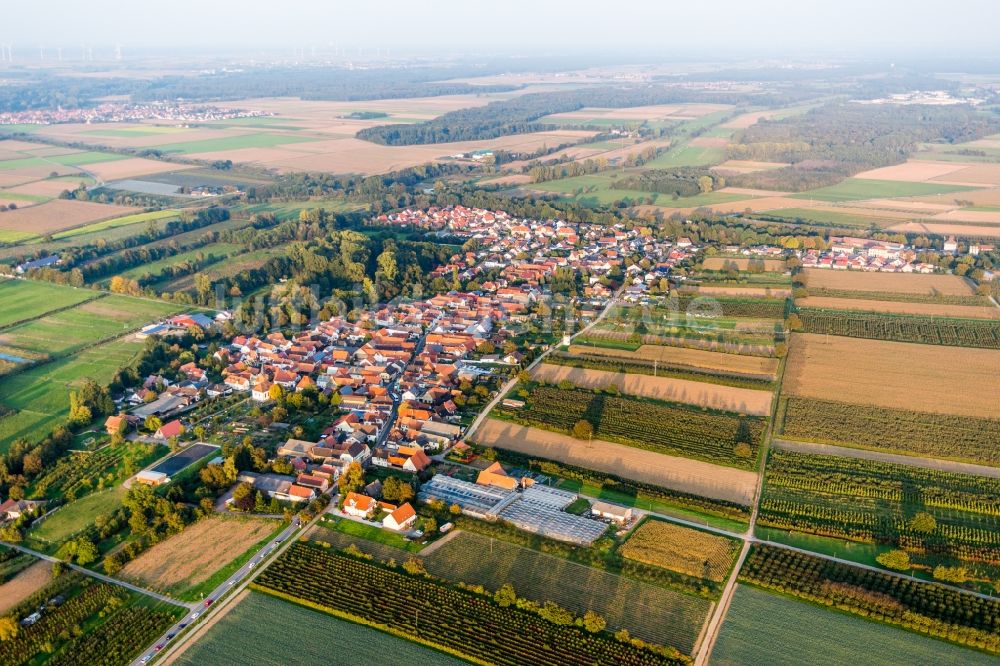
[887, 221, 1000, 238]
[0, 199, 137, 235]
[568, 344, 780, 379]
[783, 333, 1000, 418]
[711, 160, 789, 174]
[930, 209, 1000, 224]
[930, 163, 1000, 186]
[801, 268, 974, 296]
[474, 418, 757, 504]
[5, 178, 89, 198]
[702, 257, 786, 272]
[619, 519, 738, 582]
[119, 516, 276, 591]
[697, 285, 791, 298]
[853, 160, 969, 182]
[83, 157, 194, 181]
[910, 187, 1000, 207]
[0, 560, 51, 614]
[479, 173, 532, 186]
[795, 296, 1000, 319]
[531, 363, 773, 415]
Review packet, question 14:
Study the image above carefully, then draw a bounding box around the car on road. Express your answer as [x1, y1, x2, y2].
[155, 644, 164, 652]
[140, 656, 152, 664]
[179, 623, 187, 629]
[191, 612, 200, 619]
[204, 598, 214, 607]
[166, 633, 176, 640]
[228, 579, 235, 585]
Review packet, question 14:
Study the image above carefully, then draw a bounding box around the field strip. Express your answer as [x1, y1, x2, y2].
[0, 291, 106, 333]
[160, 590, 249, 666]
[531, 362, 773, 415]
[795, 296, 1000, 319]
[772, 438, 1000, 477]
[474, 418, 757, 504]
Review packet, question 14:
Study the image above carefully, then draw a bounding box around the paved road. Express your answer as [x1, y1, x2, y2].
[133, 516, 306, 666]
[773, 438, 1000, 478]
[0, 541, 190, 608]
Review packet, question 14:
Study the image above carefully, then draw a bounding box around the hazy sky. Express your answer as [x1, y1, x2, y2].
[4, 0, 1000, 58]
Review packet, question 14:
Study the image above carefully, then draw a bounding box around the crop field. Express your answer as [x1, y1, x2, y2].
[645, 144, 727, 168]
[779, 396, 1000, 466]
[701, 257, 787, 272]
[788, 178, 976, 202]
[29, 441, 166, 500]
[254, 542, 684, 665]
[766, 206, 900, 227]
[694, 285, 791, 298]
[567, 343, 780, 380]
[0, 279, 97, 328]
[474, 418, 758, 505]
[0, 199, 139, 237]
[0, 295, 180, 358]
[739, 544, 1000, 654]
[423, 531, 712, 652]
[581, 322, 778, 357]
[759, 449, 1000, 573]
[120, 516, 277, 593]
[172, 591, 466, 666]
[50, 208, 181, 240]
[0, 336, 147, 451]
[796, 296, 1000, 320]
[531, 363, 773, 415]
[783, 333, 1000, 418]
[801, 268, 976, 297]
[619, 519, 738, 582]
[500, 384, 766, 468]
[0, 559, 51, 614]
[796, 308, 1000, 348]
[713, 584, 996, 666]
[887, 221, 1000, 239]
[546, 351, 774, 392]
[28, 486, 127, 548]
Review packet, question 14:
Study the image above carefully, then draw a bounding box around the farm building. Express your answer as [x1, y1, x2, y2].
[136, 470, 169, 486]
[343, 492, 376, 518]
[383, 502, 417, 531]
[591, 501, 633, 525]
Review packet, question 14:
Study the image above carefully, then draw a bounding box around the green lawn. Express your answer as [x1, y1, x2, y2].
[51, 209, 181, 240]
[0, 280, 97, 328]
[0, 190, 50, 203]
[82, 126, 187, 138]
[173, 591, 466, 666]
[790, 178, 976, 202]
[28, 486, 128, 548]
[713, 584, 997, 666]
[321, 516, 423, 552]
[0, 156, 51, 170]
[0, 229, 38, 243]
[152, 132, 319, 155]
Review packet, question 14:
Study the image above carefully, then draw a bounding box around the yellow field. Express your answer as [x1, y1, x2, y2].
[802, 268, 975, 296]
[783, 333, 1000, 418]
[567, 344, 780, 379]
[0, 199, 138, 235]
[474, 418, 757, 504]
[796, 296, 1000, 319]
[531, 363, 773, 415]
[697, 285, 791, 298]
[620, 520, 737, 582]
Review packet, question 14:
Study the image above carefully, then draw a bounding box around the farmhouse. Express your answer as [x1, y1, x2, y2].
[0, 498, 46, 521]
[154, 420, 184, 440]
[15, 255, 60, 274]
[343, 492, 376, 518]
[382, 502, 417, 531]
[476, 461, 519, 491]
[135, 470, 169, 486]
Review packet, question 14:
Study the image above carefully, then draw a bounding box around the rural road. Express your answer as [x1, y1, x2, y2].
[463, 286, 624, 442]
[773, 438, 1000, 478]
[0, 540, 191, 608]
[136, 512, 318, 666]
